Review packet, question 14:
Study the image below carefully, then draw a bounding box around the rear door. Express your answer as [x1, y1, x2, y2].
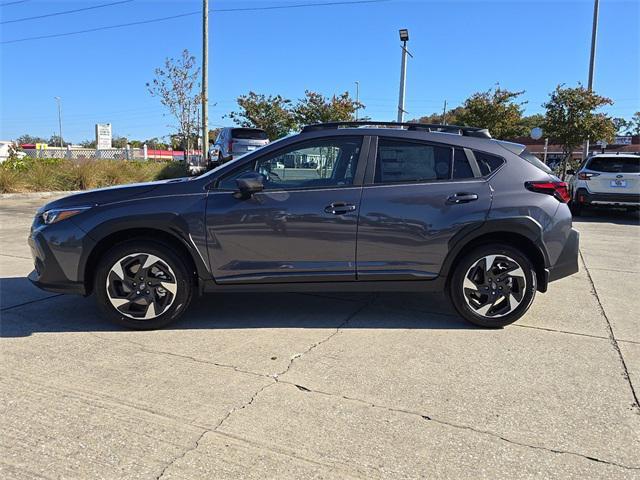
[584, 156, 640, 194]
[356, 137, 492, 280]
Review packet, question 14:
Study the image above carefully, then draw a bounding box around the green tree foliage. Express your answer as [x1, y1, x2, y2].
[292, 90, 363, 126]
[227, 92, 295, 140]
[542, 84, 615, 178]
[227, 90, 363, 140]
[457, 86, 528, 139]
[412, 106, 466, 126]
[16, 134, 47, 145]
[521, 114, 545, 133]
[147, 49, 201, 152]
[48, 134, 69, 147]
[80, 139, 97, 148]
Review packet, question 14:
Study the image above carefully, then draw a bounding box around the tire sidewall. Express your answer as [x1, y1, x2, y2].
[94, 240, 193, 330]
[449, 244, 536, 328]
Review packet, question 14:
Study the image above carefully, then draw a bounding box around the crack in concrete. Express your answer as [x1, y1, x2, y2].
[0, 252, 32, 260]
[277, 298, 374, 377]
[285, 381, 640, 471]
[580, 250, 640, 413]
[0, 293, 63, 312]
[156, 429, 210, 480]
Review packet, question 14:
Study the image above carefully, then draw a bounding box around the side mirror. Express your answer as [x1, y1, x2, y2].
[566, 169, 575, 176]
[234, 172, 264, 199]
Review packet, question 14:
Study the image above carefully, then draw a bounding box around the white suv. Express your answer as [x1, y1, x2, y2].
[568, 153, 640, 215]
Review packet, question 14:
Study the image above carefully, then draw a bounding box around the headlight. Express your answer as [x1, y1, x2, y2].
[42, 206, 91, 225]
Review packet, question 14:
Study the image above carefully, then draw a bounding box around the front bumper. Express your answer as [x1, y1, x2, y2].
[28, 218, 93, 296]
[575, 188, 640, 207]
[547, 228, 580, 283]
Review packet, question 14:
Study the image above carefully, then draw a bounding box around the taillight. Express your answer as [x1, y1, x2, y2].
[577, 172, 600, 180]
[525, 181, 570, 203]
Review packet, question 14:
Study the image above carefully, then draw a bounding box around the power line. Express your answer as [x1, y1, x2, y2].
[0, 0, 30, 7]
[1, 0, 133, 25]
[1, 0, 388, 44]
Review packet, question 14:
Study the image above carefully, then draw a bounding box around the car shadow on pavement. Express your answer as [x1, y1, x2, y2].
[0, 277, 473, 338]
[572, 208, 640, 225]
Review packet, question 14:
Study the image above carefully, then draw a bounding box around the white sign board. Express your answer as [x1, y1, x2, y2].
[614, 136, 632, 145]
[96, 123, 112, 149]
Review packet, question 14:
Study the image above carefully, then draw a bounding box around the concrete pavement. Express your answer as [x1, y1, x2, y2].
[1, 195, 639, 479]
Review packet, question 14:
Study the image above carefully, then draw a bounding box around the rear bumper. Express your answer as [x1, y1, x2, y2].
[547, 228, 580, 283]
[576, 188, 640, 206]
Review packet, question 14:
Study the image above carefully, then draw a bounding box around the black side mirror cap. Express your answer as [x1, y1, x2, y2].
[234, 172, 264, 199]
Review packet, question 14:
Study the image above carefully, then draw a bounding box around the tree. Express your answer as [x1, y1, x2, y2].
[48, 134, 69, 147]
[627, 112, 640, 136]
[227, 92, 295, 140]
[292, 90, 363, 126]
[542, 84, 615, 179]
[147, 49, 201, 153]
[80, 139, 97, 148]
[412, 106, 466, 126]
[612, 117, 630, 135]
[16, 134, 47, 145]
[521, 113, 545, 133]
[457, 86, 528, 139]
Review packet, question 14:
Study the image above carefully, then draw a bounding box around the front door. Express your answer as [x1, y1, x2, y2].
[206, 136, 367, 283]
[356, 137, 492, 280]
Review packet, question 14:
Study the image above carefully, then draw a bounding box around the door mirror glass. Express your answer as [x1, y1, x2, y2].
[235, 172, 264, 198]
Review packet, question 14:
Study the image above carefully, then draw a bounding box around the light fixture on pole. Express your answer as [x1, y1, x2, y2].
[54, 97, 63, 147]
[355, 81, 360, 121]
[397, 28, 412, 123]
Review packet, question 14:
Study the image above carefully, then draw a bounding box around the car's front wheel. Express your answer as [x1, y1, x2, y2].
[94, 240, 194, 329]
[449, 244, 536, 328]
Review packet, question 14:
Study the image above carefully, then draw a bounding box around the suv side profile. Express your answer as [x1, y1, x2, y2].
[209, 127, 269, 168]
[567, 153, 640, 215]
[29, 122, 579, 330]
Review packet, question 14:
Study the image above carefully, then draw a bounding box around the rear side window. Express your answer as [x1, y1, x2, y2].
[375, 139, 451, 184]
[474, 151, 505, 176]
[453, 148, 474, 179]
[587, 156, 640, 173]
[519, 148, 552, 174]
[231, 128, 268, 140]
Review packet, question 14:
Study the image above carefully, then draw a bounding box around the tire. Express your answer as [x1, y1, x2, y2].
[449, 244, 537, 328]
[94, 240, 194, 330]
[570, 201, 583, 216]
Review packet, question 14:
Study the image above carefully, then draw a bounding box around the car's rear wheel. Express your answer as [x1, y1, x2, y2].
[570, 201, 583, 216]
[449, 244, 536, 328]
[94, 240, 193, 330]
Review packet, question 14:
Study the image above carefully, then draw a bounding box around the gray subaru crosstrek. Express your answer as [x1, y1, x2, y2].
[28, 122, 579, 330]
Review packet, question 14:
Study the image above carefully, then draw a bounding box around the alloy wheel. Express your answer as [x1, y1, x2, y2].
[106, 253, 177, 320]
[462, 254, 527, 318]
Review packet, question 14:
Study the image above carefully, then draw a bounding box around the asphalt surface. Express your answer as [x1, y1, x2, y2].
[1, 193, 639, 479]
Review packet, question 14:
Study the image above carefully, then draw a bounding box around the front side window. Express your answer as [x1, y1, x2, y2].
[375, 138, 452, 184]
[217, 137, 362, 190]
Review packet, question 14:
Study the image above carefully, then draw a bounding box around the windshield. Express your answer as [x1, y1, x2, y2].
[586, 156, 640, 173]
[231, 128, 268, 140]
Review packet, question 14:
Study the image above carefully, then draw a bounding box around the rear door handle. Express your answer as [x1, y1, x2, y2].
[446, 193, 479, 204]
[324, 202, 357, 215]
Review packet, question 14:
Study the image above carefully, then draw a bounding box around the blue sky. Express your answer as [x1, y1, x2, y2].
[1, 0, 638, 143]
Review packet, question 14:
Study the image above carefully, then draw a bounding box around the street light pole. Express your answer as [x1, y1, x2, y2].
[397, 29, 411, 123]
[583, 0, 600, 159]
[54, 97, 63, 147]
[201, 0, 209, 165]
[355, 81, 360, 120]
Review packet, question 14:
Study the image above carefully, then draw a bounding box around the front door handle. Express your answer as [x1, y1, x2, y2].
[324, 202, 357, 215]
[446, 193, 479, 204]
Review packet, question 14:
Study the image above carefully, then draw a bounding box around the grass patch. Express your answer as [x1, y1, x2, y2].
[0, 158, 191, 193]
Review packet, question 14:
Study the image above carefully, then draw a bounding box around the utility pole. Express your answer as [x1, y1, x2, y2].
[201, 0, 209, 165]
[355, 81, 360, 121]
[54, 97, 63, 147]
[441, 99, 447, 125]
[583, 0, 600, 159]
[397, 29, 411, 123]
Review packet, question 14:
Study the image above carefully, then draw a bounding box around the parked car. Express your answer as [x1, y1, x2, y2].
[567, 153, 640, 215]
[29, 121, 579, 330]
[209, 127, 269, 168]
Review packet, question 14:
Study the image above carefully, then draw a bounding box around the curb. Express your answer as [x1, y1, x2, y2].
[1, 191, 80, 200]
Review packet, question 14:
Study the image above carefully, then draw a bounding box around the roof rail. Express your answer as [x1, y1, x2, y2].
[301, 121, 492, 139]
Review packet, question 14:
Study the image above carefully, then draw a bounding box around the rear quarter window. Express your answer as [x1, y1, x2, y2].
[586, 156, 640, 173]
[474, 151, 505, 176]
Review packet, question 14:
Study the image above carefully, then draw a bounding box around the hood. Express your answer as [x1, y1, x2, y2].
[39, 177, 191, 211]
